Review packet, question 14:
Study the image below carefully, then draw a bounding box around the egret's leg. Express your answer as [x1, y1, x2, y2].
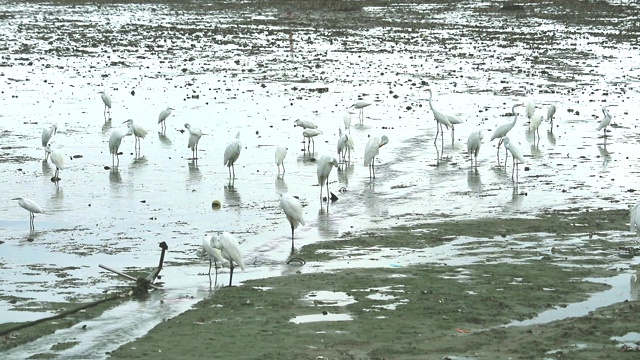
[228, 262, 235, 287]
[434, 122, 440, 144]
[291, 225, 295, 253]
[372, 159, 376, 179]
[282, 163, 286, 176]
[208, 260, 212, 286]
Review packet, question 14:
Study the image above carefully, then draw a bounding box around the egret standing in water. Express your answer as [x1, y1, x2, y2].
[337, 128, 354, 164]
[279, 193, 305, 253]
[275, 145, 288, 177]
[44, 145, 64, 181]
[350, 100, 371, 125]
[547, 104, 556, 127]
[109, 127, 133, 167]
[12, 197, 44, 232]
[158, 107, 174, 133]
[224, 131, 241, 178]
[343, 112, 352, 133]
[630, 200, 640, 236]
[211, 232, 245, 287]
[98, 91, 112, 120]
[425, 89, 453, 144]
[123, 119, 148, 154]
[200, 237, 226, 286]
[364, 135, 389, 179]
[317, 154, 339, 202]
[530, 115, 543, 144]
[596, 105, 613, 142]
[41, 124, 57, 160]
[303, 129, 322, 152]
[184, 123, 203, 160]
[467, 129, 483, 168]
[526, 100, 535, 126]
[294, 119, 318, 145]
[490, 103, 524, 160]
[503, 136, 525, 181]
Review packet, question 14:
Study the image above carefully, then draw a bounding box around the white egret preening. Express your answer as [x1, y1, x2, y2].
[364, 135, 389, 179]
[279, 193, 305, 253]
[98, 91, 112, 120]
[211, 232, 245, 287]
[109, 127, 133, 167]
[44, 145, 64, 181]
[123, 119, 148, 153]
[224, 131, 241, 178]
[630, 201, 640, 236]
[467, 129, 483, 167]
[350, 100, 371, 125]
[526, 100, 535, 125]
[425, 89, 452, 144]
[12, 197, 44, 232]
[317, 154, 339, 201]
[41, 124, 57, 160]
[530, 115, 543, 144]
[490, 103, 524, 160]
[184, 123, 203, 160]
[596, 105, 613, 142]
[337, 128, 354, 164]
[303, 129, 322, 152]
[503, 136, 525, 180]
[275, 145, 288, 177]
[201, 237, 226, 286]
[158, 107, 174, 133]
[547, 104, 556, 126]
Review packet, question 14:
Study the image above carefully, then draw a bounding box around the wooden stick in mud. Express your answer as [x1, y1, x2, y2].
[98, 264, 161, 290]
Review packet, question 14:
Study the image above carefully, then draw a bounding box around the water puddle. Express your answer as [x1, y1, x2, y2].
[289, 312, 353, 324]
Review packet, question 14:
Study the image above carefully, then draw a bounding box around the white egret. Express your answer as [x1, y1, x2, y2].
[98, 91, 111, 120]
[364, 135, 389, 179]
[490, 103, 524, 159]
[41, 124, 57, 160]
[530, 115, 543, 144]
[630, 201, 640, 236]
[279, 193, 305, 253]
[184, 123, 203, 160]
[425, 89, 452, 144]
[44, 145, 64, 181]
[317, 154, 339, 201]
[337, 128, 354, 164]
[275, 145, 288, 177]
[350, 100, 371, 125]
[158, 107, 174, 133]
[303, 129, 322, 152]
[467, 129, 483, 167]
[211, 232, 245, 287]
[224, 131, 241, 178]
[343, 112, 352, 133]
[123, 119, 148, 153]
[109, 127, 133, 167]
[503, 136, 525, 180]
[12, 197, 44, 232]
[201, 237, 226, 286]
[526, 101, 535, 125]
[596, 105, 613, 141]
[547, 104, 556, 126]
[446, 114, 464, 145]
[293, 119, 318, 129]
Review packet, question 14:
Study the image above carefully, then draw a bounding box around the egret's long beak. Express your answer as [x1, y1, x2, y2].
[11, 198, 19, 200]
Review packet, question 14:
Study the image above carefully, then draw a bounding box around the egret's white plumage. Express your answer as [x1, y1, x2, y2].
[279, 193, 305, 252]
[158, 107, 174, 133]
[350, 100, 371, 125]
[123, 119, 148, 153]
[108, 127, 133, 167]
[630, 201, 640, 236]
[224, 131, 241, 178]
[343, 112, 352, 133]
[467, 129, 483, 167]
[530, 115, 543, 143]
[425, 89, 452, 144]
[337, 128, 354, 164]
[211, 232, 245, 286]
[503, 136, 525, 180]
[41, 124, 57, 160]
[275, 145, 287, 177]
[547, 104, 556, 125]
[98, 91, 111, 120]
[491, 103, 524, 159]
[303, 129, 322, 152]
[293, 119, 318, 129]
[446, 114, 464, 144]
[317, 154, 339, 201]
[364, 135, 389, 179]
[44, 145, 64, 180]
[526, 101, 535, 124]
[185, 123, 203, 160]
[12, 197, 44, 232]
[596, 106, 613, 139]
[201, 236, 226, 286]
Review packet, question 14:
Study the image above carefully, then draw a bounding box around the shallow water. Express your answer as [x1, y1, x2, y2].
[1, 0, 639, 357]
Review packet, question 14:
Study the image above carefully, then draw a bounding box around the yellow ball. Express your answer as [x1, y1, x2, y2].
[212, 200, 221, 210]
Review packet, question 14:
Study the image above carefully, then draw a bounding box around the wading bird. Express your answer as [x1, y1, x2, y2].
[109, 127, 133, 167]
[275, 145, 287, 177]
[547, 104, 556, 127]
[158, 107, 174, 133]
[279, 193, 305, 253]
[350, 100, 371, 125]
[317, 155, 339, 201]
[224, 131, 241, 178]
[303, 129, 322, 152]
[123, 119, 148, 153]
[503, 136, 525, 181]
[337, 128, 354, 164]
[530, 115, 543, 144]
[44, 145, 64, 181]
[490, 103, 524, 160]
[343, 112, 352, 133]
[467, 129, 483, 167]
[185, 123, 203, 160]
[201, 236, 226, 286]
[12, 197, 44, 232]
[364, 135, 389, 179]
[98, 91, 112, 120]
[596, 105, 613, 142]
[41, 124, 57, 160]
[425, 89, 453, 144]
[211, 232, 245, 287]
[630, 200, 640, 236]
[526, 101, 535, 124]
